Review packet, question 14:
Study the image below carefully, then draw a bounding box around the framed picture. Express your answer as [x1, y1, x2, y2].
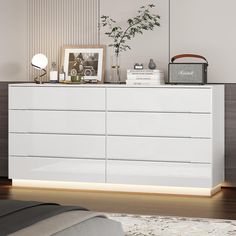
[61, 45, 106, 83]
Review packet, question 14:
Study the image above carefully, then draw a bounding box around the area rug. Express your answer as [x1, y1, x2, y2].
[108, 214, 236, 236]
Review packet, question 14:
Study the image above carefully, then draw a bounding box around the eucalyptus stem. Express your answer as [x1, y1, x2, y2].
[101, 4, 160, 57]
[116, 19, 142, 56]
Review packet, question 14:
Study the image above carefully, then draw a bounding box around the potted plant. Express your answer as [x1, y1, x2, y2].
[101, 4, 160, 83]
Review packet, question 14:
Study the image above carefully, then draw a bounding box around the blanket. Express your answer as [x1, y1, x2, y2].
[0, 200, 88, 235]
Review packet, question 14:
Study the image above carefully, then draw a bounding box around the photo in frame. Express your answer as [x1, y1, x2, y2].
[61, 45, 106, 83]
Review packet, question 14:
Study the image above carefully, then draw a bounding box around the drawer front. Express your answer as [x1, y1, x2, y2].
[9, 87, 105, 110]
[9, 157, 105, 183]
[107, 112, 212, 138]
[107, 136, 212, 163]
[9, 110, 105, 135]
[107, 88, 212, 112]
[10, 134, 105, 159]
[107, 160, 212, 188]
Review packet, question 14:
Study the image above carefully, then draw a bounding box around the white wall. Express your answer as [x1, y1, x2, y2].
[101, 0, 236, 83]
[170, 0, 236, 83]
[2, 0, 236, 83]
[28, 0, 99, 81]
[0, 0, 28, 81]
[100, 0, 169, 82]
[0, 0, 99, 82]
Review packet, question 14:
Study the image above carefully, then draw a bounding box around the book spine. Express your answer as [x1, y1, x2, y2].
[127, 70, 163, 73]
[127, 76, 164, 81]
[126, 80, 164, 85]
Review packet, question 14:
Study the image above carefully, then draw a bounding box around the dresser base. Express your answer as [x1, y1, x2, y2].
[12, 179, 222, 197]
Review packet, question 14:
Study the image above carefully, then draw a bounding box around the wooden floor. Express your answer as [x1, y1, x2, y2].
[1, 179, 236, 220]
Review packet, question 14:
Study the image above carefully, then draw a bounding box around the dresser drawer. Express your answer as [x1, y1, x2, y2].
[9, 86, 105, 110]
[9, 110, 105, 135]
[107, 88, 212, 112]
[107, 160, 212, 188]
[10, 133, 105, 159]
[9, 157, 105, 183]
[107, 112, 212, 138]
[107, 136, 212, 163]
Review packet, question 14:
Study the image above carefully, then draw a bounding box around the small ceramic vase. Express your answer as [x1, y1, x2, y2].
[148, 59, 157, 70]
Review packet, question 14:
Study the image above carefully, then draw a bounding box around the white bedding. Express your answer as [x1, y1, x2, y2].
[10, 211, 124, 236]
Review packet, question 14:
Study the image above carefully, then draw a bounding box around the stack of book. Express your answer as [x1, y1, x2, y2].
[126, 69, 165, 85]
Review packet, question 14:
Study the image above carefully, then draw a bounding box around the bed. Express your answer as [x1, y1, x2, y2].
[0, 200, 124, 236]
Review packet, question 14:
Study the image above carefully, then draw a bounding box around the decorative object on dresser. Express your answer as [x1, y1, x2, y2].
[31, 53, 48, 84]
[9, 84, 224, 196]
[148, 59, 157, 70]
[126, 69, 164, 85]
[134, 63, 144, 70]
[168, 54, 208, 84]
[49, 62, 58, 83]
[59, 66, 66, 82]
[101, 4, 160, 83]
[61, 45, 106, 83]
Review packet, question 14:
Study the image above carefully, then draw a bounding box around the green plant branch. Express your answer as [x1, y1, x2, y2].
[101, 4, 160, 56]
[116, 19, 143, 56]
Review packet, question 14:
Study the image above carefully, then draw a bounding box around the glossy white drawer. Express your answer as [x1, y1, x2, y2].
[107, 112, 212, 138]
[107, 160, 212, 188]
[107, 88, 212, 112]
[10, 133, 105, 159]
[9, 87, 105, 110]
[107, 136, 212, 163]
[9, 157, 105, 183]
[9, 110, 105, 135]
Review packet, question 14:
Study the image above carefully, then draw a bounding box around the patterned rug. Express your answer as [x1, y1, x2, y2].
[108, 214, 236, 236]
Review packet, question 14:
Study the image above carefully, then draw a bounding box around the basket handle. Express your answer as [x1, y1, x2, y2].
[171, 54, 208, 64]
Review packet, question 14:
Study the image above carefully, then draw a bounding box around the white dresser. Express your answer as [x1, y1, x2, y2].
[9, 84, 225, 196]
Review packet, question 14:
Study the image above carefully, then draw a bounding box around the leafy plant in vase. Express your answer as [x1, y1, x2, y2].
[101, 4, 160, 83]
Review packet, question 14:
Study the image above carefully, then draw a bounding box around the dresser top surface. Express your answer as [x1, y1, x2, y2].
[9, 83, 223, 89]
